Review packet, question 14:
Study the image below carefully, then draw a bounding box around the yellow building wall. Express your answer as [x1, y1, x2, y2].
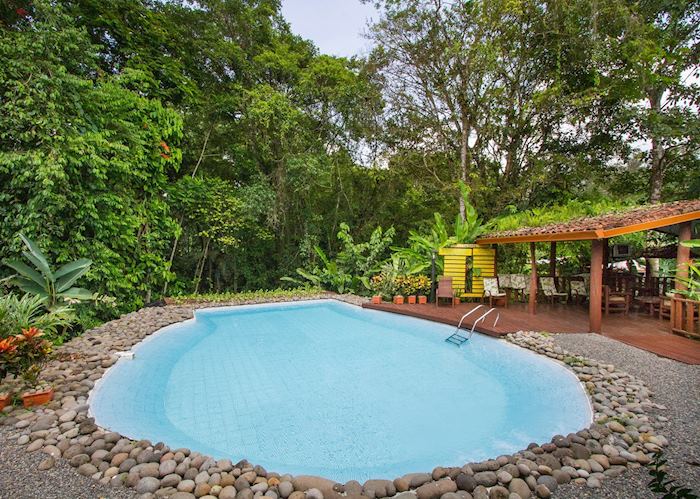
[438, 245, 496, 298]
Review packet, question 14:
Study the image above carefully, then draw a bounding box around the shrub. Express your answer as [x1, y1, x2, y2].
[0, 327, 52, 383]
[0, 293, 74, 341]
[370, 272, 431, 299]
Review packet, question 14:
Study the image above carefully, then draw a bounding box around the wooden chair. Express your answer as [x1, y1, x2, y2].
[540, 277, 568, 304]
[652, 293, 673, 320]
[482, 277, 507, 308]
[570, 279, 588, 305]
[435, 277, 455, 307]
[603, 285, 631, 315]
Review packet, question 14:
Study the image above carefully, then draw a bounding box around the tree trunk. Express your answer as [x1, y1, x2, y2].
[459, 112, 470, 220]
[193, 237, 210, 294]
[163, 126, 213, 295]
[648, 89, 664, 203]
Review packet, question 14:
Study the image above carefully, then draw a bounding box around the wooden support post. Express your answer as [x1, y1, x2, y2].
[589, 239, 604, 334]
[674, 222, 692, 331]
[529, 242, 537, 315]
[602, 238, 609, 285]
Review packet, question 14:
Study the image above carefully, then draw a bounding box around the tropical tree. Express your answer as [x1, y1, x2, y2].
[283, 224, 395, 294]
[392, 183, 484, 273]
[0, 3, 183, 311]
[590, 0, 700, 202]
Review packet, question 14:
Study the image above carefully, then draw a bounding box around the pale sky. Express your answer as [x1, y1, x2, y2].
[280, 0, 379, 58]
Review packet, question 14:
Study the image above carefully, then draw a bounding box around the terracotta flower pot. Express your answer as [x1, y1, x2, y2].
[452, 297, 460, 306]
[418, 295, 428, 304]
[22, 387, 53, 408]
[393, 295, 404, 305]
[0, 393, 10, 411]
[407, 295, 417, 304]
[371, 295, 382, 304]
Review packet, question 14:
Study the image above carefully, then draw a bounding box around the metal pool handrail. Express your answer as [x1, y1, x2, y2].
[469, 308, 500, 339]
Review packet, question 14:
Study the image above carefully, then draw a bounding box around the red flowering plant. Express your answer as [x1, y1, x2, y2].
[0, 336, 19, 378]
[0, 327, 52, 387]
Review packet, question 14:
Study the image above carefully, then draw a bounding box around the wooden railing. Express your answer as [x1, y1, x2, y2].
[670, 296, 700, 339]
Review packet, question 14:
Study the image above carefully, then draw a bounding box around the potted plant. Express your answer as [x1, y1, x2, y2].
[0, 337, 20, 408]
[393, 295, 405, 305]
[394, 275, 415, 304]
[9, 327, 53, 408]
[0, 375, 22, 411]
[0, 387, 10, 410]
[369, 275, 383, 304]
[22, 382, 53, 408]
[415, 275, 431, 304]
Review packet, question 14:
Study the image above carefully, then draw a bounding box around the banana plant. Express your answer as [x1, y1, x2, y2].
[673, 239, 700, 300]
[3, 234, 93, 309]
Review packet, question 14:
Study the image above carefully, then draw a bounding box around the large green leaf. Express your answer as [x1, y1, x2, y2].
[3, 259, 46, 288]
[56, 265, 92, 292]
[54, 258, 92, 279]
[19, 234, 53, 279]
[12, 277, 49, 299]
[295, 268, 321, 285]
[59, 287, 93, 300]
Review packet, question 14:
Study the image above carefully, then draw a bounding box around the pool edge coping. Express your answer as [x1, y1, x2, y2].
[4, 294, 669, 498]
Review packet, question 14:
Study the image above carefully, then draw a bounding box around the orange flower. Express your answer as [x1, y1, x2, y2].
[18, 327, 43, 340]
[0, 337, 17, 354]
[159, 140, 172, 159]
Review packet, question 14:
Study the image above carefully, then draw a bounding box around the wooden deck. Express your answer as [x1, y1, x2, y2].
[363, 301, 700, 365]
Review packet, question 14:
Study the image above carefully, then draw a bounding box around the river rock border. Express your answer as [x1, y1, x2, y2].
[0, 300, 669, 499]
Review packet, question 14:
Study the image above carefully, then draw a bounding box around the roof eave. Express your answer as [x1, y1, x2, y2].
[476, 210, 700, 245]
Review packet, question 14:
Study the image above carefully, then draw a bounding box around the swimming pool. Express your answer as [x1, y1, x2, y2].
[89, 300, 591, 482]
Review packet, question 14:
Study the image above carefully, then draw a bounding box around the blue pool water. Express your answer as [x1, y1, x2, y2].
[90, 300, 591, 482]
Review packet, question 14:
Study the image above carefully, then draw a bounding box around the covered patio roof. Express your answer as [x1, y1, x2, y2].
[477, 199, 700, 244]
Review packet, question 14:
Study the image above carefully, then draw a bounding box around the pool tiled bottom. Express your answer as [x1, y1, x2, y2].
[90, 300, 591, 482]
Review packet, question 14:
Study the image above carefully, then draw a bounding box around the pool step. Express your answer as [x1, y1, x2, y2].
[445, 332, 469, 346]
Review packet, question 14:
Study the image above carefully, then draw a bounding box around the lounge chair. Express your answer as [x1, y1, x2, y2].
[436, 277, 455, 307]
[540, 277, 568, 304]
[510, 273, 528, 302]
[482, 277, 507, 308]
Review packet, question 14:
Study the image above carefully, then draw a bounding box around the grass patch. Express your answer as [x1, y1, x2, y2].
[167, 287, 326, 304]
[563, 355, 586, 366]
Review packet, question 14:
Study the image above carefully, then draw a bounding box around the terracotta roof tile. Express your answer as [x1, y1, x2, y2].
[479, 200, 700, 242]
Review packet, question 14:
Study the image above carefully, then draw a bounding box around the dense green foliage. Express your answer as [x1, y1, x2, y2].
[1, 0, 697, 318]
[283, 223, 395, 294]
